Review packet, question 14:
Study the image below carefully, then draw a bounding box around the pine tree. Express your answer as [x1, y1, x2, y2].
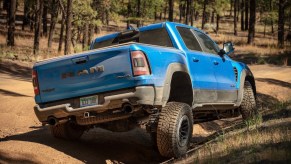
[65, 0, 72, 55]
[247, 0, 255, 44]
[33, 0, 43, 55]
[7, 0, 16, 46]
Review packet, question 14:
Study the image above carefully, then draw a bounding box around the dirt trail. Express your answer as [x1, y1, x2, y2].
[0, 61, 290, 163]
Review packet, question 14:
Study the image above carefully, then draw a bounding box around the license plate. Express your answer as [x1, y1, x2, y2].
[80, 95, 98, 107]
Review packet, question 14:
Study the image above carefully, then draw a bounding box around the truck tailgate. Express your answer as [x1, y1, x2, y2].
[35, 46, 134, 103]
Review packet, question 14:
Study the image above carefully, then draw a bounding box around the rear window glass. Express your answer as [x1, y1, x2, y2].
[139, 28, 173, 47]
[92, 28, 173, 49]
[176, 26, 202, 52]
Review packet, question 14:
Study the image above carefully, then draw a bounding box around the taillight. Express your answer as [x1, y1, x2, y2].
[32, 70, 39, 95]
[130, 51, 151, 76]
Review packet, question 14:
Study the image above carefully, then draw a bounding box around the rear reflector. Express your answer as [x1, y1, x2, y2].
[32, 70, 39, 95]
[130, 51, 150, 76]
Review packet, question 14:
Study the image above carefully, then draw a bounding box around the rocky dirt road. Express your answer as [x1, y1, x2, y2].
[0, 60, 290, 164]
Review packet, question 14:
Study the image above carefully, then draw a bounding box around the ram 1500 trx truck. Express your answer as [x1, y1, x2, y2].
[32, 22, 257, 158]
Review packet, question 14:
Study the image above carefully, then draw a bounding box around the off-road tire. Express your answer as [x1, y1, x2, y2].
[50, 121, 85, 140]
[240, 81, 257, 120]
[156, 102, 193, 158]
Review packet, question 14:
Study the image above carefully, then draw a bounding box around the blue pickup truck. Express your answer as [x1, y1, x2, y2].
[32, 22, 257, 158]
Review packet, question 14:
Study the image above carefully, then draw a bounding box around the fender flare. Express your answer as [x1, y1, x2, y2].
[235, 69, 256, 107]
[156, 63, 190, 107]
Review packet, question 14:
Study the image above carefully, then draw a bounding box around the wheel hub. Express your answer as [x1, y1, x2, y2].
[177, 115, 190, 147]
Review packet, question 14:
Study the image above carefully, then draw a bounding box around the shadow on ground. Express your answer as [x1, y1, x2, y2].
[0, 127, 166, 164]
[0, 61, 31, 82]
[256, 78, 291, 89]
[0, 89, 32, 97]
[232, 51, 291, 66]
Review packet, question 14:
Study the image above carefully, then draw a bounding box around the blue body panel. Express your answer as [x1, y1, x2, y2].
[34, 21, 250, 104]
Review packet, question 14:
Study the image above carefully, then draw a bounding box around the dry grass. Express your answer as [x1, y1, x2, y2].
[178, 100, 291, 164]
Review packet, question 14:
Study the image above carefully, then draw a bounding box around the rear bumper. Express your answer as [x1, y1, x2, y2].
[34, 86, 155, 122]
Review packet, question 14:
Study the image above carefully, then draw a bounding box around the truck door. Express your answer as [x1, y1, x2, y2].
[176, 26, 217, 103]
[193, 30, 237, 103]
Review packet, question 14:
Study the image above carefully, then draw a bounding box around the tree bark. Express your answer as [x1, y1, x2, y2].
[278, 0, 286, 48]
[88, 24, 94, 46]
[48, 0, 59, 49]
[127, 0, 131, 28]
[234, 0, 238, 35]
[137, 0, 141, 27]
[179, 0, 182, 22]
[83, 22, 89, 50]
[22, 0, 30, 30]
[58, 11, 65, 52]
[247, 0, 256, 44]
[65, 0, 72, 55]
[230, 0, 233, 16]
[164, 1, 168, 19]
[270, 0, 274, 34]
[42, 0, 48, 37]
[7, 0, 16, 46]
[241, 0, 245, 31]
[211, 11, 215, 23]
[245, 0, 249, 30]
[216, 13, 220, 34]
[202, 0, 207, 29]
[190, 3, 194, 26]
[169, 0, 174, 21]
[33, 0, 43, 55]
[185, 0, 191, 24]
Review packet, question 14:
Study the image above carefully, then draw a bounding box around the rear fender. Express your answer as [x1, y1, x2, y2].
[155, 63, 190, 106]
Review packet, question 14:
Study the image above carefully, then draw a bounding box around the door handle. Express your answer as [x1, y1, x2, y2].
[192, 58, 199, 62]
[213, 61, 219, 65]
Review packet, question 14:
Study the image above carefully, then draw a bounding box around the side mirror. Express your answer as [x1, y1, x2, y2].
[223, 42, 235, 56]
[218, 49, 226, 57]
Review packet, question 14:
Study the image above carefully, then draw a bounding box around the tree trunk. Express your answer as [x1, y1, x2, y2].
[106, 10, 109, 25]
[211, 11, 215, 23]
[179, 0, 182, 22]
[88, 24, 94, 46]
[48, 0, 59, 49]
[245, 0, 249, 30]
[65, 0, 72, 55]
[83, 22, 89, 50]
[42, 0, 48, 37]
[127, 0, 131, 28]
[216, 13, 220, 34]
[137, 0, 141, 27]
[159, 7, 162, 20]
[234, 0, 238, 35]
[154, 5, 157, 21]
[241, 0, 245, 31]
[270, 0, 274, 34]
[33, 0, 43, 55]
[247, 0, 256, 44]
[202, 0, 207, 29]
[190, 5, 194, 26]
[185, 0, 191, 24]
[230, 0, 233, 16]
[3, 0, 9, 11]
[164, 1, 168, 19]
[169, 0, 174, 21]
[22, 0, 30, 30]
[278, 0, 285, 48]
[7, 0, 16, 46]
[264, 19, 266, 37]
[58, 11, 65, 52]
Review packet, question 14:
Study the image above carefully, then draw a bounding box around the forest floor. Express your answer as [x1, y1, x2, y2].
[0, 59, 290, 164]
